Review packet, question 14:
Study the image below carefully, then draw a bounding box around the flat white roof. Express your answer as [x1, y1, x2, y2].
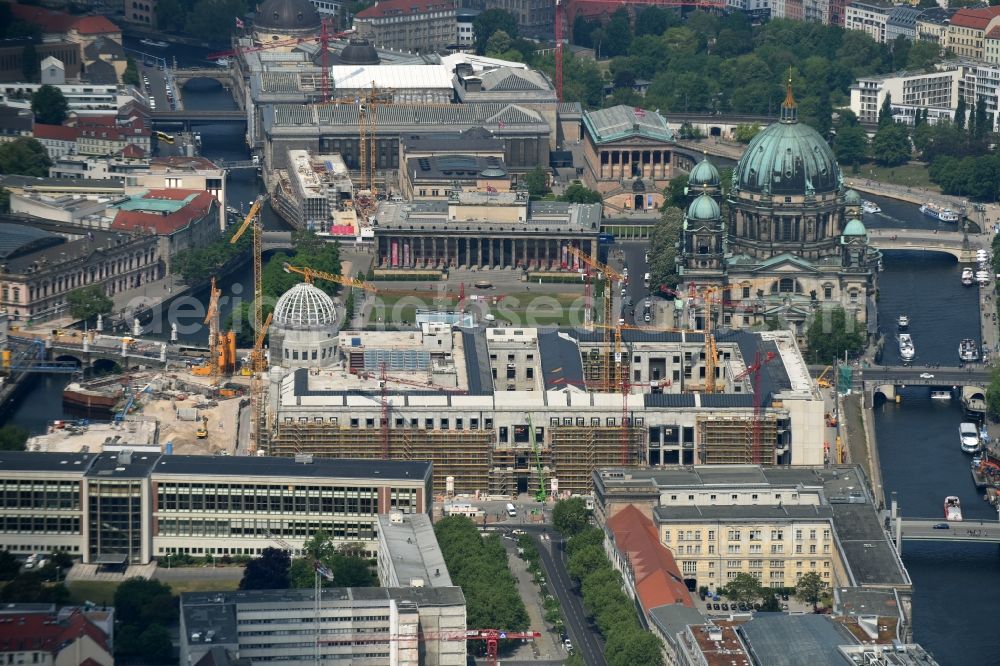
[330, 65, 453, 90]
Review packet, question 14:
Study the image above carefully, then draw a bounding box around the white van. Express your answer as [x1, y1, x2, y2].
[643, 272, 651, 288]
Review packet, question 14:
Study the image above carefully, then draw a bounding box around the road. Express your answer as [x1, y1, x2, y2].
[861, 365, 990, 384]
[533, 531, 607, 666]
[138, 61, 177, 112]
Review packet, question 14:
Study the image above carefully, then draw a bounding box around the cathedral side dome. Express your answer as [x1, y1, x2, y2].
[273, 282, 336, 329]
[688, 157, 721, 190]
[844, 189, 862, 206]
[687, 193, 721, 221]
[733, 84, 840, 196]
[842, 218, 867, 237]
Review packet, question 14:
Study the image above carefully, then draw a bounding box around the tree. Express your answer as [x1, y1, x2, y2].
[484, 29, 513, 57]
[0, 426, 28, 452]
[647, 207, 684, 292]
[30, 84, 68, 125]
[561, 182, 602, 204]
[524, 165, 549, 197]
[805, 307, 865, 364]
[473, 8, 518, 55]
[833, 123, 868, 166]
[664, 175, 688, 208]
[973, 95, 989, 145]
[724, 573, 763, 605]
[66, 285, 113, 322]
[759, 593, 782, 612]
[1, 572, 69, 603]
[955, 96, 967, 131]
[114, 578, 178, 628]
[794, 571, 827, 611]
[136, 624, 174, 664]
[0, 551, 21, 581]
[289, 530, 376, 589]
[986, 367, 1000, 418]
[877, 93, 894, 127]
[123, 58, 140, 86]
[604, 8, 632, 57]
[553, 497, 590, 536]
[0, 137, 52, 177]
[733, 123, 762, 143]
[605, 628, 665, 666]
[907, 40, 941, 71]
[241, 547, 291, 590]
[870, 123, 910, 167]
[635, 5, 675, 36]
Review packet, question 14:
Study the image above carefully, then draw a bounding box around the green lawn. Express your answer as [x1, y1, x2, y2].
[854, 162, 938, 191]
[67, 580, 119, 605]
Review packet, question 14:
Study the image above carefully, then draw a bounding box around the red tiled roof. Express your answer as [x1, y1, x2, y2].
[71, 15, 120, 34]
[356, 0, 455, 19]
[606, 504, 693, 612]
[9, 3, 75, 33]
[33, 123, 78, 141]
[111, 189, 217, 235]
[0, 611, 110, 656]
[949, 6, 1000, 29]
[987, 26, 1000, 39]
[118, 144, 147, 158]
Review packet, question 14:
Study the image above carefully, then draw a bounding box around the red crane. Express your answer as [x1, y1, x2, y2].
[320, 628, 541, 666]
[208, 20, 352, 102]
[732, 350, 776, 464]
[554, 0, 726, 100]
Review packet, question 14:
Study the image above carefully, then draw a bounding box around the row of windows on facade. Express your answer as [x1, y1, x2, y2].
[678, 562, 832, 579]
[156, 493, 414, 513]
[672, 542, 832, 555]
[237, 618, 390, 628]
[284, 346, 335, 361]
[3, 250, 158, 303]
[156, 518, 377, 539]
[285, 414, 646, 432]
[666, 528, 831, 541]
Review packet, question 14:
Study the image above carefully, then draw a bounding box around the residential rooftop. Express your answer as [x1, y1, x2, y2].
[377, 513, 452, 587]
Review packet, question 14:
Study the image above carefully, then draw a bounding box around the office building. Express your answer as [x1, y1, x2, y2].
[354, 0, 458, 53]
[181, 587, 466, 666]
[377, 512, 452, 588]
[0, 451, 432, 564]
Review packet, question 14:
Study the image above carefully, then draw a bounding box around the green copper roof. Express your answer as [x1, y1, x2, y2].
[687, 193, 720, 221]
[844, 189, 862, 205]
[843, 218, 867, 236]
[582, 105, 674, 144]
[734, 120, 840, 196]
[689, 157, 721, 189]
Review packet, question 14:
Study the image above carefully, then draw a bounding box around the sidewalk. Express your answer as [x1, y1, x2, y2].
[505, 540, 563, 661]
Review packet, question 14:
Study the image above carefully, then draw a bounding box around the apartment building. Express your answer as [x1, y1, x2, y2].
[850, 66, 960, 125]
[915, 7, 954, 44]
[845, 1, 891, 43]
[592, 465, 912, 629]
[885, 5, 921, 42]
[943, 6, 1000, 61]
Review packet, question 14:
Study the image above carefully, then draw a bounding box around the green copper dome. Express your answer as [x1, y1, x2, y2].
[687, 193, 721, 221]
[843, 218, 867, 236]
[733, 87, 839, 196]
[688, 157, 720, 190]
[844, 189, 862, 205]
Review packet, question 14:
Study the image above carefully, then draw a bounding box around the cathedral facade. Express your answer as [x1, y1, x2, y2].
[678, 86, 881, 338]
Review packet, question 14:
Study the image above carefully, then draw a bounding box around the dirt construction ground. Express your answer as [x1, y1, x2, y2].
[139, 389, 242, 455]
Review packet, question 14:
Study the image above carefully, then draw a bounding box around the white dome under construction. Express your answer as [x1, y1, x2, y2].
[273, 282, 336, 328]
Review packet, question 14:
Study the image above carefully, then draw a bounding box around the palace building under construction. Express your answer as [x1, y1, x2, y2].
[264, 287, 824, 498]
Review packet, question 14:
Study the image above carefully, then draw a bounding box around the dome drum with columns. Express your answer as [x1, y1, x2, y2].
[677, 78, 880, 337]
[270, 282, 339, 369]
[253, 0, 321, 42]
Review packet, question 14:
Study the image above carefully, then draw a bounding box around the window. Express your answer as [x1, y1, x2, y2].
[779, 277, 795, 293]
[749, 529, 762, 540]
[823, 529, 830, 539]
[749, 544, 762, 554]
[662, 530, 671, 542]
[809, 529, 817, 539]
[795, 545, 803, 554]
[809, 544, 817, 554]
[824, 286, 832, 299]
[728, 544, 741, 554]
[771, 544, 784, 554]
[165, 177, 182, 188]
[708, 545, 715, 554]
[726, 560, 740, 568]
[727, 529, 741, 541]
[682, 561, 697, 574]
[707, 530, 715, 540]
[795, 529, 803, 540]
[770, 529, 784, 540]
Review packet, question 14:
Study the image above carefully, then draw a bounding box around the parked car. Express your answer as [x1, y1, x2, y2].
[932, 522, 951, 529]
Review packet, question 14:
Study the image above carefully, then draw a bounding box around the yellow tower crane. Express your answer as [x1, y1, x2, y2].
[565, 246, 625, 391]
[230, 195, 266, 454]
[281, 263, 379, 293]
[205, 277, 221, 382]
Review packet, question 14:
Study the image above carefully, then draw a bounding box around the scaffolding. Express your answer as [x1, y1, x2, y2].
[489, 447, 553, 498]
[269, 424, 493, 494]
[549, 427, 645, 496]
[697, 416, 778, 465]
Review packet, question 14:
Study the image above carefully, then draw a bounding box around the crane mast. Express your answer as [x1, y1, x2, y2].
[231, 196, 266, 453]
